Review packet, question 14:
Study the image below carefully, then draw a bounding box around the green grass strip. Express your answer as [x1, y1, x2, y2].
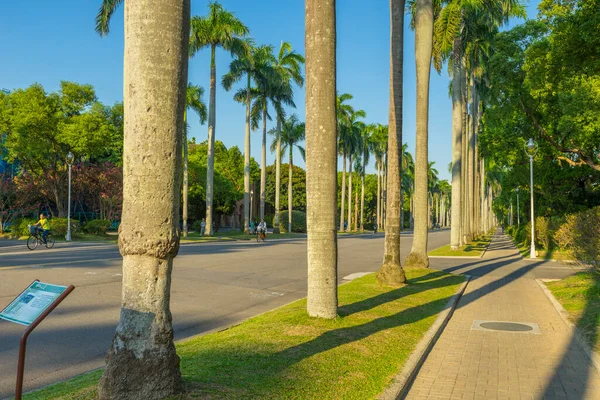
[545, 271, 600, 352]
[25, 269, 464, 400]
[428, 234, 492, 257]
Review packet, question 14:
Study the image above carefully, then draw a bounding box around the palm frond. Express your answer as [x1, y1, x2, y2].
[95, 0, 123, 36]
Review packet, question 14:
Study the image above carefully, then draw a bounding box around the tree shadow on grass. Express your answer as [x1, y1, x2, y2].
[540, 271, 600, 399]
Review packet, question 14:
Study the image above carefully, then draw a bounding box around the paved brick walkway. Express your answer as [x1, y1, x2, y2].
[405, 233, 600, 400]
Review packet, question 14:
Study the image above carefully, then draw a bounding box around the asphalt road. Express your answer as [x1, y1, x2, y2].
[0, 229, 582, 399]
[0, 230, 451, 398]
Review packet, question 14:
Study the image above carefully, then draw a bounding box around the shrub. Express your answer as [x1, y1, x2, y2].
[83, 219, 111, 235]
[535, 216, 551, 250]
[274, 210, 306, 233]
[555, 206, 600, 268]
[48, 218, 80, 237]
[14, 218, 37, 236]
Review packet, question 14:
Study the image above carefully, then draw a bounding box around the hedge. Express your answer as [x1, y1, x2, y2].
[274, 210, 306, 233]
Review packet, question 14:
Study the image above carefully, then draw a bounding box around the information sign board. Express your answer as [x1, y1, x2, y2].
[0, 282, 68, 326]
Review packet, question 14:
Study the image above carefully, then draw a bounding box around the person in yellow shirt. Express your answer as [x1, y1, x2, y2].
[34, 213, 51, 244]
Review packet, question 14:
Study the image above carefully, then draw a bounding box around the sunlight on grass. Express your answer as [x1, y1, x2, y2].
[428, 235, 492, 257]
[25, 269, 464, 400]
[546, 271, 600, 353]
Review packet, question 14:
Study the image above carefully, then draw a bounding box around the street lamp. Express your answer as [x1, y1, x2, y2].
[65, 151, 74, 242]
[250, 190, 254, 222]
[515, 187, 520, 226]
[524, 138, 538, 259]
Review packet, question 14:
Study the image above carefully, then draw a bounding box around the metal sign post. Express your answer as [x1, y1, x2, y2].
[0, 280, 75, 400]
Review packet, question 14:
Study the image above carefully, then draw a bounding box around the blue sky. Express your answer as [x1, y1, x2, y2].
[0, 0, 540, 181]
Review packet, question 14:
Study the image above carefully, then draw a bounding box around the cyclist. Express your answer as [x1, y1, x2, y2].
[257, 219, 267, 239]
[34, 213, 51, 244]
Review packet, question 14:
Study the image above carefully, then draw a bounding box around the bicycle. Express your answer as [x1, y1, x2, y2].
[27, 226, 55, 250]
[256, 229, 266, 242]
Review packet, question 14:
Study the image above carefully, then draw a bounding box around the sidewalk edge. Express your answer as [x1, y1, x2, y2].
[378, 274, 471, 400]
[535, 279, 600, 374]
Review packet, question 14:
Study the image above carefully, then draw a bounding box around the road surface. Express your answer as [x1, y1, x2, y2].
[0, 230, 451, 398]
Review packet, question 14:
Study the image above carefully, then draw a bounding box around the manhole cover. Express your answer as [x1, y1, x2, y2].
[479, 322, 532, 332]
[472, 320, 541, 334]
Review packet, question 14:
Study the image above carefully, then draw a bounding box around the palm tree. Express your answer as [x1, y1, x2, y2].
[427, 161, 440, 227]
[405, 0, 434, 269]
[345, 111, 366, 231]
[270, 115, 305, 233]
[272, 42, 305, 233]
[183, 84, 207, 237]
[190, 1, 249, 236]
[305, 0, 337, 319]
[378, 0, 407, 285]
[401, 143, 414, 229]
[250, 54, 295, 221]
[360, 125, 375, 231]
[223, 41, 273, 234]
[95, 0, 188, 398]
[371, 125, 388, 229]
[336, 93, 355, 231]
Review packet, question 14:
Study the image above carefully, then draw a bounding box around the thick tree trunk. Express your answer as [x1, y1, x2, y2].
[260, 105, 267, 220]
[400, 185, 404, 231]
[305, 0, 337, 319]
[340, 154, 346, 231]
[182, 113, 188, 237]
[382, 154, 387, 230]
[243, 78, 251, 234]
[274, 117, 282, 233]
[468, 74, 475, 241]
[204, 44, 217, 236]
[288, 150, 293, 233]
[98, 1, 189, 398]
[378, 0, 406, 285]
[405, 0, 432, 268]
[347, 155, 353, 231]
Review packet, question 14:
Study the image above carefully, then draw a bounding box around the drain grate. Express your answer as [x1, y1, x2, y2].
[472, 320, 541, 334]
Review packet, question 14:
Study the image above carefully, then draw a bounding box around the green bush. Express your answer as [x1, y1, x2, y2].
[14, 218, 37, 236]
[535, 216, 551, 250]
[83, 219, 111, 235]
[555, 206, 600, 268]
[264, 214, 275, 229]
[48, 218, 80, 237]
[274, 210, 306, 233]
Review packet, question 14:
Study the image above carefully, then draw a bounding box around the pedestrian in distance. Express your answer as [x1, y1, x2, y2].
[200, 218, 206, 236]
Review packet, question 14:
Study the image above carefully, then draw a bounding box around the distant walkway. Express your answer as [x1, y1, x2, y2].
[406, 232, 600, 400]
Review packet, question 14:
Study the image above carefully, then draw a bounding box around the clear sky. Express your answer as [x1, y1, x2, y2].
[0, 0, 540, 181]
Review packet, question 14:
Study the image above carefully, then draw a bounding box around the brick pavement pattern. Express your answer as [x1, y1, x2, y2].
[405, 233, 600, 400]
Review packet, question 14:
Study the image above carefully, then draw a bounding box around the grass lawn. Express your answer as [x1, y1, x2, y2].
[182, 231, 306, 242]
[428, 234, 493, 257]
[25, 269, 464, 400]
[513, 241, 575, 262]
[545, 271, 600, 352]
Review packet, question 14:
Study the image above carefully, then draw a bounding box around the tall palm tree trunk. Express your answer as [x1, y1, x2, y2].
[98, 0, 188, 397]
[183, 111, 189, 237]
[340, 154, 346, 231]
[347, 155, 353, 231]
[360, 168, 365, 231]
[305, 0, 337, 319]
[243, 77, 251, 234]
[400, 185, 404, 230]
[376, 162, 381, 228]
[378, 0, 406, 285]
[468, 74, 475, 240]
[260, 105, 267, 220]
[205, 44, 217, 236]
[288, 149, 293, 233]
[354, 190, 358, 230]
[382, 154, 387, 229]
[274, 117, 282, 233]
[405, 0, 432, 268]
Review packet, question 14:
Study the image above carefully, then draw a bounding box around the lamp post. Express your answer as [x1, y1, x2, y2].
[250, 190, 254, 222]
[65, 152, 74, 242]
[515, 187, 520, 226]
[524, 138, 538, 259]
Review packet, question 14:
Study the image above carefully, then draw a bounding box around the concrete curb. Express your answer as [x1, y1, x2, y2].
[535, 279, 600, 374]
[378, 274, 471, 400]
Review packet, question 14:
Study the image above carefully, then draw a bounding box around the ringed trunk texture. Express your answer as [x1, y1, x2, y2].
[205, 44, 217, 236]
[347, 156, 353, 231]
[340, 154, 346, 231]
[182, 116, 188, 237]
[305, 0, 338, 319]
[405, 0, 432, 269]
[289, 150, 293, 233]
[260, 105, 267, 220]
[274, 117, 282, 233]
[98, 0, 189, 398]
[243, 79, 251, 234]
[378, 0, 406, 286]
